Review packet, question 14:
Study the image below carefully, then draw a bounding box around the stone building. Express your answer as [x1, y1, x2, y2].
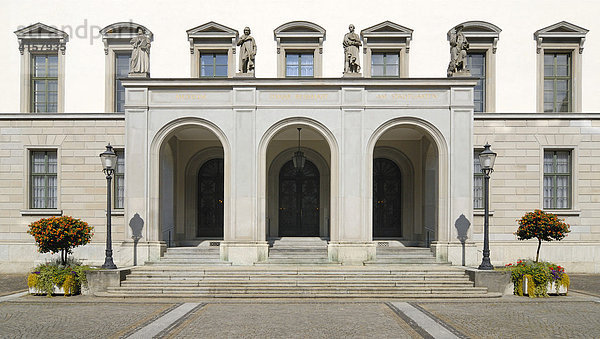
[0, 0, 599, 273]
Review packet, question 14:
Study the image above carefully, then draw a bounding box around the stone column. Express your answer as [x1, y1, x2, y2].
[220, 87, 268, 264]
[328, 87, 376, 264]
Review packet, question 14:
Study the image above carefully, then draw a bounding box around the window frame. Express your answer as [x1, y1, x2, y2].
[534, 21, 588, 113]
[466, 52, 486, 113]
[473, 149, 484, 210]
[114, 149, 125, 210]
[274, 21, 325, 78]
[370, 51, 400, 78]
[285, 51, 315, 78]
[114, 52, 131, 113]
[199, 52, 229, 78]
[360, 21, 413, 79]
[186, 22, 238, 78]
[29, 150, 58, 210]
[543, 149, 572, 210]
[450, 21, 501, 112]
[100, 22, 153, 112]
[15, 23, 67, 113]
[30, 54, 59, 113]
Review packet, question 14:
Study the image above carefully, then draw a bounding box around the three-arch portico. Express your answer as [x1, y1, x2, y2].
[123, 78, 476, 265]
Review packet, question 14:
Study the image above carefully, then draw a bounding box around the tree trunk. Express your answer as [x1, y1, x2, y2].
[535, 238, 542, 263]
[61, 249, 66, 265]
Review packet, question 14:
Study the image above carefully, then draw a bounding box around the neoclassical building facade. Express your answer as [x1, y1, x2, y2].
[0, 1, 599, 272]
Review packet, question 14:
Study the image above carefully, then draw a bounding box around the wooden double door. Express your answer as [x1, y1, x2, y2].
[278, 160, 320, 237]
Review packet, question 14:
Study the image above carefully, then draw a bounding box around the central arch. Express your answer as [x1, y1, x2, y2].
[258, 118, 339, 241]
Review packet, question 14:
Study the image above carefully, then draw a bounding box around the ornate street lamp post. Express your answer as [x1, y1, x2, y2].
[478, 143, 497, 270]
[99, 144, 118, 269]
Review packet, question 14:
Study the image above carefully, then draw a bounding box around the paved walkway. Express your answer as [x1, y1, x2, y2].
[0, 274, 27, 297]
[0, 274, 598, 338]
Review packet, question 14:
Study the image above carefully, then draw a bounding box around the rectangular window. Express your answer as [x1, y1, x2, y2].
[544, 53, 571, 112]
[467, 53, 486, 112]
[30, 151, 57, 209]
[285, 53, 314, 77]
[473, 150, 484, 209]
[543, 150, 571, 209]
[31, 54, 58, 113]
[200, 53, 228, 77]
[114, 150, 125, 209]
[114, 53, 131, 113]
[371, 52, 399, 77]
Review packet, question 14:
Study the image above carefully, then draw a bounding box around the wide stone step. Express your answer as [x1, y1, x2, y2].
[98, 291, 499, 298]
[145, 260, 232, 266]
[130, 267, 466, 275]
[107, 285, 488, 294]
[121, 280, 475, 287]
[124, 274, 471, 281]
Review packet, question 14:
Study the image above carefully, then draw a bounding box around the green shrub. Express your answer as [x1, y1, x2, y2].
[27, 259, 93, 297]
[504, 259, 570, 297]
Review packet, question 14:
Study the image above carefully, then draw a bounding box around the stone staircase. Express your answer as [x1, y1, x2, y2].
[259, 237, 334, 265]
[96, 240, 497, 298]
[145, 244, 231, 266]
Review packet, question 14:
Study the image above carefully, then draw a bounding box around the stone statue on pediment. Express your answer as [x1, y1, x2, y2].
[129, 27, 151, 77]
[343, 24, 361, 74]
[237, 26, 256, 75]
[447, 25, 470, 77]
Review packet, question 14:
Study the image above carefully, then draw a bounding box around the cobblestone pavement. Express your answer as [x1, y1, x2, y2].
[417, 299, 600, 338]
[0, 274, 27, 296]
[1, 296, 600, 338]
[163, 303, 420, 338]
[0, 301, 177, 338]
[569, 274, 600, 296]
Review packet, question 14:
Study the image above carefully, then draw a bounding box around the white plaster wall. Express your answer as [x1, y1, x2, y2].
[1, 0, 599, 112]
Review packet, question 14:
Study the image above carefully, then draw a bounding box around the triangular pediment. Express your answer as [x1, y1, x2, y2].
[100, 22, 153, 40]
[274, 21, 326, 38]
[187, 21, 238, 38]
[361, 21, 413, 38]
[535, 21, 588, 38]
[14, 22, 68, 40]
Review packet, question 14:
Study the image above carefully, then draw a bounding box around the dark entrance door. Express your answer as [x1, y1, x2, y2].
[373, 158, 402, 238]
[278, 160, 320, 236]
[197, 158, 224, 237]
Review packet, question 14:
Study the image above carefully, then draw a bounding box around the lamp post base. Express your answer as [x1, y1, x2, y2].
[478, 257, 494, 270]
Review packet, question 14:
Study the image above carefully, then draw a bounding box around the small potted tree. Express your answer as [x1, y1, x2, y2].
[506, 210, 570, 297]
[27, 216, 94, 296]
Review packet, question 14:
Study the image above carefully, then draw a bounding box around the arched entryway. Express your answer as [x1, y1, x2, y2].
[368, 119, 446, 247]
[262, 121, 335, 239]
[151, 119, 229, 246]
[278, 159, 320, 236]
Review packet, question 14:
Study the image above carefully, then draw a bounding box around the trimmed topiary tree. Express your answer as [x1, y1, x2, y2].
[515, 210, 570, 262]
[27, 216, 94, 265]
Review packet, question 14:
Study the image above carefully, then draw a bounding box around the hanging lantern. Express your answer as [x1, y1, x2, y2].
[292, 127, 306, 172]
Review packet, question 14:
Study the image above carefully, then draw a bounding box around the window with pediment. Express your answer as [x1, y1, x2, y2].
[360, 21, 413, 78]
[534, 21, 588, 113]
[187, 22, 238, 78]
[449, 21, 501, 112]
[15, 23, 68, 113]
[100, 22, 153, 112]
[274, 21, 325, 78]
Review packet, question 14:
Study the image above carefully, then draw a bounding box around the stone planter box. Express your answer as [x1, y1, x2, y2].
[29, 285, 67, 295]
[522, 277, 568, 296]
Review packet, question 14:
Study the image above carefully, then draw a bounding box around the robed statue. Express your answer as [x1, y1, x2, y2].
[237, 26, 257, 74]
[447, 25, 470, 77]
[129, 27, 151, 75]
[343, 24, 361, 74]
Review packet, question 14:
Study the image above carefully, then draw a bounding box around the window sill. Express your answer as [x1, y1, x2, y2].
[474, 210, 494, 216]
[20, 209, 63, 216]
[107, 210, 124, 216]
[543, 209, 580, 216]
